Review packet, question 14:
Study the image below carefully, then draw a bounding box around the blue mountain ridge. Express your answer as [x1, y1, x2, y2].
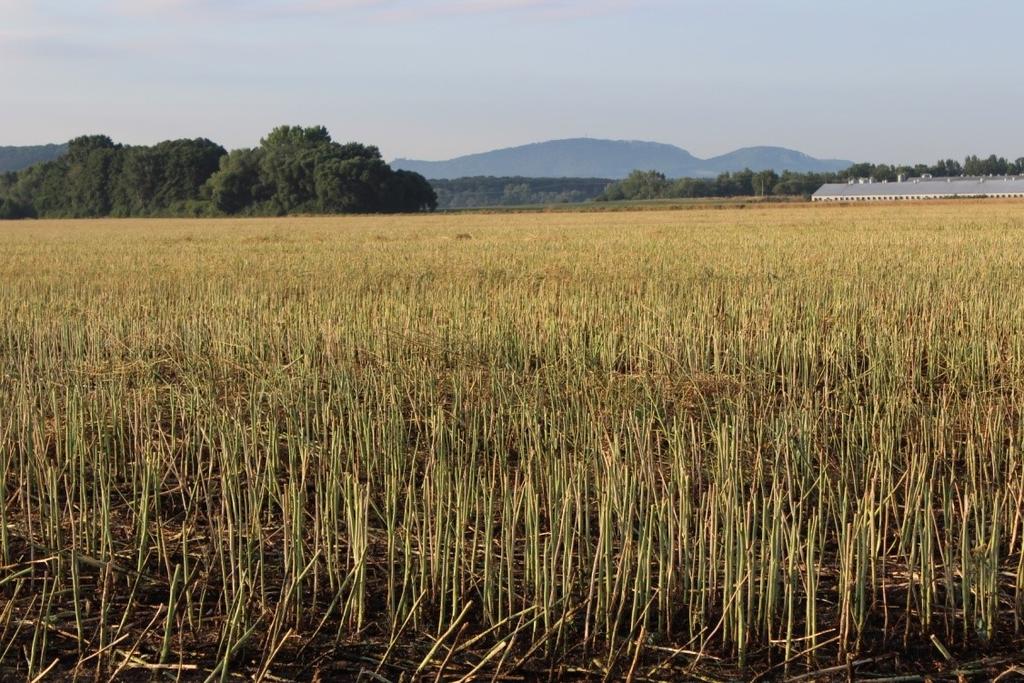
[392, 138, 852, 180]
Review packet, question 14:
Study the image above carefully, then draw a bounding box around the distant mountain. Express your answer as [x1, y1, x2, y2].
[395, 139, 701, 180]
[703, 146, 852, 175]
[393, 138, 852, 180]
[0, 144, 67, 172]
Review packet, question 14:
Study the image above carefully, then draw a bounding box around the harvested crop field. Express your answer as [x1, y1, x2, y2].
[2, 203, 1024, 680]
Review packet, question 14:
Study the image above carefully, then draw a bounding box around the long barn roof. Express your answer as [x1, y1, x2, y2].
[813, 176, 1024, 198]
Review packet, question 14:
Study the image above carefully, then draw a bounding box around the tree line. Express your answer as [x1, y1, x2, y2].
[0, 126, 436, 219]
[5, 137, 1021, 216]
[597, 154, 1024, 202]
[430, 176, 613, 209]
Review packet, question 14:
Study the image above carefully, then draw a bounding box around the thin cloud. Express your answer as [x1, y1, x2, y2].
[331, 0, 645, 21]
[104, 0, 647, 21]
[0, 0, 651, 61]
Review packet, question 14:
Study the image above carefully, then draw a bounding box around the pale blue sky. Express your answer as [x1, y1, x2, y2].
[2, 0, 1022, 163]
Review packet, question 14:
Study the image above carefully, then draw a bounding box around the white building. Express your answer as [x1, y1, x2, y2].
[812, 176, 1024, 202]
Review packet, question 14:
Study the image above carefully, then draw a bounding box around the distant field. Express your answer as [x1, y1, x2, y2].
[441, 194, 808, 212]
[441, 195, 1020, 213]
[2, 204, 1024, 680]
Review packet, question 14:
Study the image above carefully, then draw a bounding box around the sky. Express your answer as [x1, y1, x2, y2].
[1, 0, 1022, 164]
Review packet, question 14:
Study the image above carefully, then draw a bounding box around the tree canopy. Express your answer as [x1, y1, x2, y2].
[0, 126, 436, 219]
[429, 176, 614, 209]
[597, 156, 1024, 202]
[4, 133, 1021, 214]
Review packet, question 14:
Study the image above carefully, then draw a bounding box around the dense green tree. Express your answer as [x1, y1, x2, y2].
[667, 177, 715, 198]
[501, 183, 532, 205]
[843, 163, 875, 180]
[716, 170, 756, 196]
[0, 197, 30, 219]
[963, 154, 1013, 176]
[0, 125, 434, 219]
[753, 170, 778, 197]
[262, 125, 333, 149]
[0, 171, 17, 201]
[112, 138, 225, 215]
[930, 159, 963, 176]
[315, 156, 390, 212]
[381, 171, 437, 212]
[611, 170, 670, 200]
[202, 125, 435, 215]
[336, 142, 383, 161]
[429, 177, 608, 209]
[0, 136, 225, 218]
[7, 160, 68, 216]
[771, 171, 828, 197]
[66, 135, 117, 163]
[207, 149, 267, 214]
[63, 135, 122, 216]
[258, 126, 331, 212]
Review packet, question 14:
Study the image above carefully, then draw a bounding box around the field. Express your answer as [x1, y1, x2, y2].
[2, 203, 1024, 681]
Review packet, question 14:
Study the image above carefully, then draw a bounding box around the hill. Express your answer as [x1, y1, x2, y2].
[393, 138, 852, 179]
[703, 146, 852, 174]
[395, 139, 701, 180]
[0, 144, 67, 172]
